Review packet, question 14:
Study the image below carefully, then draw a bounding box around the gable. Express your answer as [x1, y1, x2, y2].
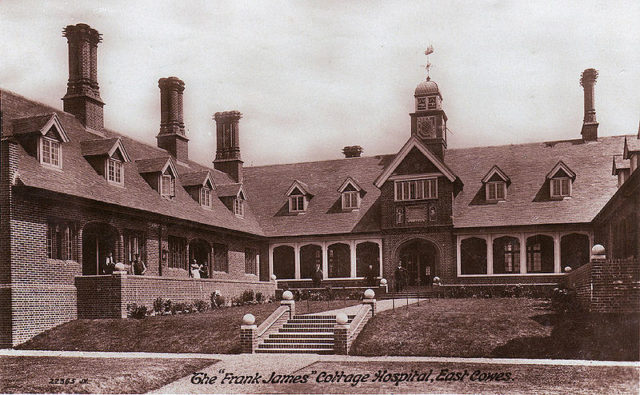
[392, 147, 441, 176]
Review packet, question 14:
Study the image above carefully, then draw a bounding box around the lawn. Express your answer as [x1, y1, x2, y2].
[350, 298, 640, 361]
[17, 300, 358, 354]
[0, 356, 217, 394]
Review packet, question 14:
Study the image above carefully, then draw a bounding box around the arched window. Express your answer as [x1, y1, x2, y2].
[273, 245, 295, 280]
[356, 242, 380, 277]
[493, 236, 520, 274]
[561, 233, 590, 270]
[300, 244, 322, 279]
[526, 235, 554, 273]
[328, 243, 350, 278]
[461, 237, 487, 274]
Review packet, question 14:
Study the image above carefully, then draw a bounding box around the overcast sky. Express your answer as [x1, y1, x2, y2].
[1, 1, 638, 166]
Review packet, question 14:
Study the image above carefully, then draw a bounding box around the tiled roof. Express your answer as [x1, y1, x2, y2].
[612, 155, 630, 175]
[623, 137, 640, 158]
[181, 170, 212, 187]
[11, 113, 56, 135]
[81, 138, 121, 157]
[216, 183, 242, 198]
[1, 89, 264, 237]
[136, 157, 174, 174]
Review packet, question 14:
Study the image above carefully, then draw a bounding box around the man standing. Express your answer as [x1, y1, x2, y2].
[101, 251, 115, 275]
[132, 253, 147, 275]
[394, 264, 405, 292]
[312, 263, 323, 288]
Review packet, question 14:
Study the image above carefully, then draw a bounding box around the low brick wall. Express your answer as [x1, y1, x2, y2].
[76, 274, 277, 319]
[334, 301, 374, 355]
[565, 257, 640, 313]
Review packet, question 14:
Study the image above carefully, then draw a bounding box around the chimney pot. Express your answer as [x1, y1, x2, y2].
[342, 145, 363, 158]
[156, 77, 189, 162]
[213, 111, 243, 182]
[580, 68, 599, 141]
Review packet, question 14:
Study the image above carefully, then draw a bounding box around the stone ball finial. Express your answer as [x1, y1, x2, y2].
[336, 312, 349, 325]
[564, 266, 572, 273]
[271, 274, 277, 281]
[591, 244, 605, 255]
[364, 289, 375, 299]
[242, 314, 255, 325]
[379, 278, 387, 286]
[282, 290, 293, 301]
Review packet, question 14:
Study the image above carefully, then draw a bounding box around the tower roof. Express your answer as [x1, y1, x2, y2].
[414, 78, 440, 97]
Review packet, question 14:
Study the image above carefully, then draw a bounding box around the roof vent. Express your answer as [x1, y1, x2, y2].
[342, 145, 363, 158]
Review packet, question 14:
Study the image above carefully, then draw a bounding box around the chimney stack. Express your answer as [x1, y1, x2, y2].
[213, 111, 243, 183]
[580, 68, 599, 141]
[156, 77, 189, 162]
[342, 145, 363, 158]
[62, 23, 104, 131]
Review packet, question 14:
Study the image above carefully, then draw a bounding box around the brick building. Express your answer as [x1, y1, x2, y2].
[0, 24, 637, 347]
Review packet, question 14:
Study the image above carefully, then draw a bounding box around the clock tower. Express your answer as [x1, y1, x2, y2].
[410, 76, 448, 159]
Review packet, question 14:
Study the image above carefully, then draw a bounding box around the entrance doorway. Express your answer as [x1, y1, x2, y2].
[82, 222, 119, 275]
[189, 239, 211, 277]
[398, 239, 438, 287]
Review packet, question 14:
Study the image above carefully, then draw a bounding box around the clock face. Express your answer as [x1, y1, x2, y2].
[416, 116, 436, 139]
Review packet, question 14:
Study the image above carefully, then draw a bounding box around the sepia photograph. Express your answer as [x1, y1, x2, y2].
[0, 1, 638, 393]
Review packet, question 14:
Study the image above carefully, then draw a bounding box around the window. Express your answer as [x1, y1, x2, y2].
[526, 235, 554, 273]
[428, 96, 437, 109]
[342, 191, 359, 210]
[213, 243, 228, 272]
[394, 178, 437, 201]
[124, 230, 145, 264]
[328, 243, 351, 278]
[40, 137, 61, 168]
[200, 187, 212, 208]
[416, 97, 426, 110]
[161, 174, 175, 198]
[486, 181, 506, 201]
[289, 195, 305, 212]
[493, 236, 520, 274]
[107, 158, 123, 184]
[460, 237, 487, 275]
[168, 236, 187, 269]
[47, 220, 78, 260]
[245, 248, 258, 275]
[550, 177, 571, 198]
[234, 197, 244, 217]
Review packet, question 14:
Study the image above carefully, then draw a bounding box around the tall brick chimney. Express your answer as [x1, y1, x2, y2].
[213, 111, 243, 183]
[62, 23, 104, 132]
[580, 68, 599, 141]
[342, 146, 363, 158]
[156, 77, 189, 162]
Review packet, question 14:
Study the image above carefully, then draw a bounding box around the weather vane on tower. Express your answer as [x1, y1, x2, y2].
[424, 44, 434, 81]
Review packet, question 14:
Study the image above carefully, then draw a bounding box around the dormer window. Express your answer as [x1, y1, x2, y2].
[40, 137, 61, 168]
[427, 96, 437, 109]
[416, 97, 426, 110]
[234, 197, 244, 217]
[200, 187, 212, 208]
[107, 158, 123, 184]
[136, 157, 178, 199]
[286, 180, 313, 214]
[546, 160, 576, 200]
[482, 165, 510, 202]
[161, 173, 176, 198]
[338, 176, 365, 211]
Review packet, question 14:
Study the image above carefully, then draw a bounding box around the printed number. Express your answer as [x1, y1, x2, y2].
[48, 378, 76, 384]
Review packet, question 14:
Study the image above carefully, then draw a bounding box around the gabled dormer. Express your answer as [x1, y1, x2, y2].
[481, 165, 510, 202]
[612, 155, 631, 188]
[12, 113, 69, 169]
[338, 177, 365, 211]
[81, 137, 131, 186]
[136, 157, 178, 199]
[546, 160, 576, 199]
[216, 183, 246, 217]
[181, 170, 215, 209]
[286, 180, 313, 214]
[623, 137, 640, 173]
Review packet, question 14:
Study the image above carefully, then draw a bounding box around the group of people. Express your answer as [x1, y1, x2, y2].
[189, 259, 209, 279]
[394, 263, 434, 291]
[100, 251, 146, 275]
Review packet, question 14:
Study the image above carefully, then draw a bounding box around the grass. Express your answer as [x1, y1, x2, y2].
[0, 356, 217, 394]
[253, 361, 639, 394]
[18, 300, 359, 354]
[350, 298, 640, 361]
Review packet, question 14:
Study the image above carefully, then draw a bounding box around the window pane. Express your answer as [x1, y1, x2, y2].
[496, 183, 505, 199]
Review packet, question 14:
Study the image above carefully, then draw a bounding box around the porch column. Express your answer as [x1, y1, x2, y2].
[294, 243, 301, 279]
[377, 240, 383, 278]
[268, 244, 274, 279]
[322, 242, 328, 279]
[486, 235, 493, 275]
[519, 233, 527, 274]
[349, 240, 357, 278]
[553, 233, 561, 273]
[456, 236, 462, 276]
[118, 233, 125, 264]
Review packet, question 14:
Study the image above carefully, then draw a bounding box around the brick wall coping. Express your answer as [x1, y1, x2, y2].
[440, 282, 558, 287]
[566, 262, 592, 278]
[347, 304, 372, 340]
[75, 274, 273, 286]
[256, 305, 289, 338]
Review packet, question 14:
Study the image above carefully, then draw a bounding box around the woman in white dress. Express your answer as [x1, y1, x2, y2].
[190, 259, 201, 279]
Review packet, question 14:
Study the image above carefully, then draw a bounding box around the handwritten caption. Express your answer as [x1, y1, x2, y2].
[191, 368, 514, 387]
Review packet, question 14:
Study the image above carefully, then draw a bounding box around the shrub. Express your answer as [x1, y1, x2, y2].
[255, 292, 264, 303]
[127, 303, 148, 319]
[164, 299, 173, 314]
[194, 299, 209, 312]
[210, 292, 225, 308]
[153, 297, 165, 314]
[241, 290, 255, 304]
[551, 286, 581, 314]
[184, 302, 194, 313]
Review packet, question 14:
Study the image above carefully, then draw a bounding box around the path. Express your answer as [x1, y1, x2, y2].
[314, 297, 420, 316]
